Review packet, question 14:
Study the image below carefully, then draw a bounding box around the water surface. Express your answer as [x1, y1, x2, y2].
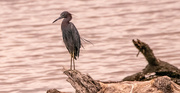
[0, 0, 180, 93]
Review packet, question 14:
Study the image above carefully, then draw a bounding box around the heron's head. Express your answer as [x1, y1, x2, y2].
[52, 11, 71, 23]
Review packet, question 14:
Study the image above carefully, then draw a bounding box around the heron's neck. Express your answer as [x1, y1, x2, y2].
[62, 15, 72, 24]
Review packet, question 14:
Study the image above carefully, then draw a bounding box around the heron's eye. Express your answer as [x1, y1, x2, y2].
[61, 13, 65, 17]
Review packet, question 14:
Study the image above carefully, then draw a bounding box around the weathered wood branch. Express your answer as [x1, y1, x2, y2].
[47, 71, 180, 93]
[101, 76, 180, 93]
[132, 39, 159, 66]
[64, 70, 101, 93]
[123, 39, 180, 85]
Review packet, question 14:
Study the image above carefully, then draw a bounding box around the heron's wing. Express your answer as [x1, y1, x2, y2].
[70, 22, 81, 49]
[61, 24, 74, 54]
[69, 22, 81, 58]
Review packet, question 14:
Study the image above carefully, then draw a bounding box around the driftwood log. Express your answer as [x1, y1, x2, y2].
[47, 70, 180, 93]
[123, 39, 180, 85]
[47, 39, 180, 93]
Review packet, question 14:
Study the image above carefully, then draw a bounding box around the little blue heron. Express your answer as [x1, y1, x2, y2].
[53, 11, 81, 70]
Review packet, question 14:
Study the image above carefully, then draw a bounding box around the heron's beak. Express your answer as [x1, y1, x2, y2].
[52, 16, 63, 23]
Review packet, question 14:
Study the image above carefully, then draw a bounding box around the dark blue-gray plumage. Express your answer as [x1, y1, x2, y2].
[53, 11, 81, 70]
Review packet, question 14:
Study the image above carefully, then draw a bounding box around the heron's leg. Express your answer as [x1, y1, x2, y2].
[73, 51, 75, 70]
[70, 54, 72, 70]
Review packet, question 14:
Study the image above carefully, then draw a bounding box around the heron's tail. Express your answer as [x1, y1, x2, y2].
[80, 37, 93, 49]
